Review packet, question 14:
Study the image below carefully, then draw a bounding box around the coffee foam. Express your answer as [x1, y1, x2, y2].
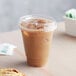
[20, 17, 57, 32]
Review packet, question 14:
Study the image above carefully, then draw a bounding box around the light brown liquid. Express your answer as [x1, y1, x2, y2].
[20, 18, 53, 67]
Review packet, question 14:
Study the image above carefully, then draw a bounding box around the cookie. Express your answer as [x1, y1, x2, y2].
[0, 68, 25, 76]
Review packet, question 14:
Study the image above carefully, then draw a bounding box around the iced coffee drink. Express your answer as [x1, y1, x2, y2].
[19, 15, 57, 67]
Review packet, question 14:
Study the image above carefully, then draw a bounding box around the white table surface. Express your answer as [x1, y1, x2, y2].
[0, 22, 76, 76]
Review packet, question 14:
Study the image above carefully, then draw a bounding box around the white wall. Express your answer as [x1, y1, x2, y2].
[0, 0, 75, 32]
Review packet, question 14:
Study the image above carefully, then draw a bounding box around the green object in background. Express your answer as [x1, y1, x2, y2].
[65, 9, 76, 19]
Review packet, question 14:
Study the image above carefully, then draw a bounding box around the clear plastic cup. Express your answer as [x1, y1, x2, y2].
[19, 15, 57, 67]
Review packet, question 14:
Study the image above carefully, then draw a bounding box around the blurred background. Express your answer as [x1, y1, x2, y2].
[0, 0, 75, 32]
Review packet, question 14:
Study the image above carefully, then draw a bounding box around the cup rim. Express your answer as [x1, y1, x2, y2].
[19, 15, 57, 32]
